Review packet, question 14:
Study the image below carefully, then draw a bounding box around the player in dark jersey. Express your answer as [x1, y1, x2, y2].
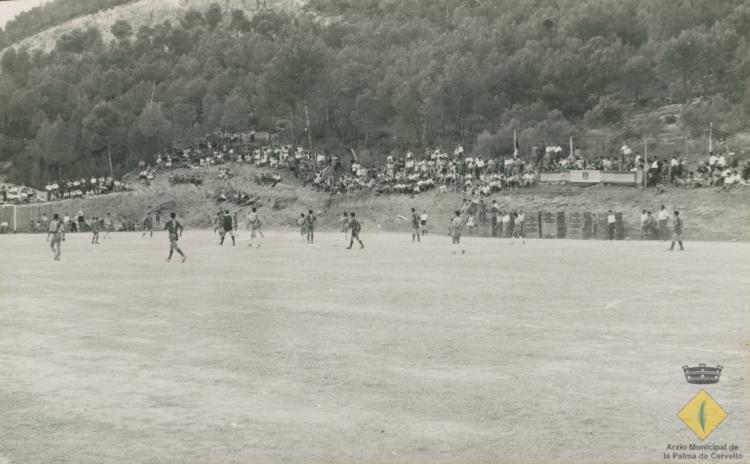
[164, 212, 186, 262]
[142, 211, 154, 237]
[212, 211, 223, 236]
[298, 213, 307, 241]
[340, 212, 350, 243]
[669, 210, 684, 251]
[219, 209, 235, 246]
[305, 210, 316, 244]
[411, 208, 421, 242]
[346, 212, 364, 249]
[90, 216, 100, 244]
[46, 213, 65, 260]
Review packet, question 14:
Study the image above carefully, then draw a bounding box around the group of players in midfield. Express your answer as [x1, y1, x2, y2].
[44, 199, 501, 261]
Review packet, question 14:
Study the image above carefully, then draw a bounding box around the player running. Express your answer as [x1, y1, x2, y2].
[212, 211, 223, 236]
[449, 210, 466, 254]
[247, 207, 263, 248]
[420, 209, 429, 236]
[305, 209, 317, 244]
[46, 213, 65, 261]
[340, 212, 350, 243]
[218, 210, 235, 246]
[346, 212, 364, 249]
[164, 212, 186, 262]
[142, 211, 154, 237]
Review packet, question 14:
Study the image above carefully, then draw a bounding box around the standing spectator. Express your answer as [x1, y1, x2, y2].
[669, 156, 679, 184]
[620, 143, 633, 162]
[502, 212, 512, 238]
[657, 205, 669, 241]
[514, 212, 526, 244]
[717, 153, 727, 170]
[640, 210, 648, 240]
[708, 152, 718, 173]
[77, 210, 86, 232]
[607, 210, 616, 240]
[645, 211, 656, 239]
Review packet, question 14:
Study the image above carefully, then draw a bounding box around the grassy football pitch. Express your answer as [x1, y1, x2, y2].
[0, 230, 748, 463]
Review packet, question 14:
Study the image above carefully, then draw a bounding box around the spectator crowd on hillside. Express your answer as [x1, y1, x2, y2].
[5, 131, 747, 208]
[41, 176, 133, 202]
[131, 130, 750, 196]
[0, 185, 42, 204]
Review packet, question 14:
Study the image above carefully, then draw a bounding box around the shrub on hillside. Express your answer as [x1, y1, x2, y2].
[585, 97, 624, 128]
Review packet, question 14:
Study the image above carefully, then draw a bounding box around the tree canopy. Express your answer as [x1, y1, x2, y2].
[0, 0, 748, 187]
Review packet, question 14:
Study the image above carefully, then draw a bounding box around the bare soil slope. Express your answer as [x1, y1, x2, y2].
[20, 164, 750, 241]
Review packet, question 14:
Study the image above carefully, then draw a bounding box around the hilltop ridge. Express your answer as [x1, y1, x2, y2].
[1, 0, 306, 53]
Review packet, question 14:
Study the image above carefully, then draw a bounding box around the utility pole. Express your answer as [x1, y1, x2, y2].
[304, 103, 312, 152]
[107, 145, 114, 177]
[643, 137, 648, 190]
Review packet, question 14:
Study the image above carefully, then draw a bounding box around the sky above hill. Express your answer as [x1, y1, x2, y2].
[0, 0, 50, 28]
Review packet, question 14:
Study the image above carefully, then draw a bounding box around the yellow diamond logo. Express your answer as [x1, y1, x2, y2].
[677, 389, 727, 440]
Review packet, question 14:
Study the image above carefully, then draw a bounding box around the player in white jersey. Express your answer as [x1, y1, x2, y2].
[449, 210, 466, 254]
[419, 209, 429, 236]
[103, 212, 114, 239]
[247, 207, 262, 248]
[46, 213, 65, 260]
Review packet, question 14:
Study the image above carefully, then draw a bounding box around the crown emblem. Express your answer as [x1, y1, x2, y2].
[682, 364, 722, 384]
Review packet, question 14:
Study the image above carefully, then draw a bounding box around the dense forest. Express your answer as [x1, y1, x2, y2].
[1, 0, 749, 187]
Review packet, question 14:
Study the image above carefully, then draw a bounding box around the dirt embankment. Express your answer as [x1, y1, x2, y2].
[20, 164, 750, 241]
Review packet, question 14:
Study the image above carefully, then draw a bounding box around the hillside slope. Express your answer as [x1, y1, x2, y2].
[1, 0, 305, 53]
[13, 165, 750, 241]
